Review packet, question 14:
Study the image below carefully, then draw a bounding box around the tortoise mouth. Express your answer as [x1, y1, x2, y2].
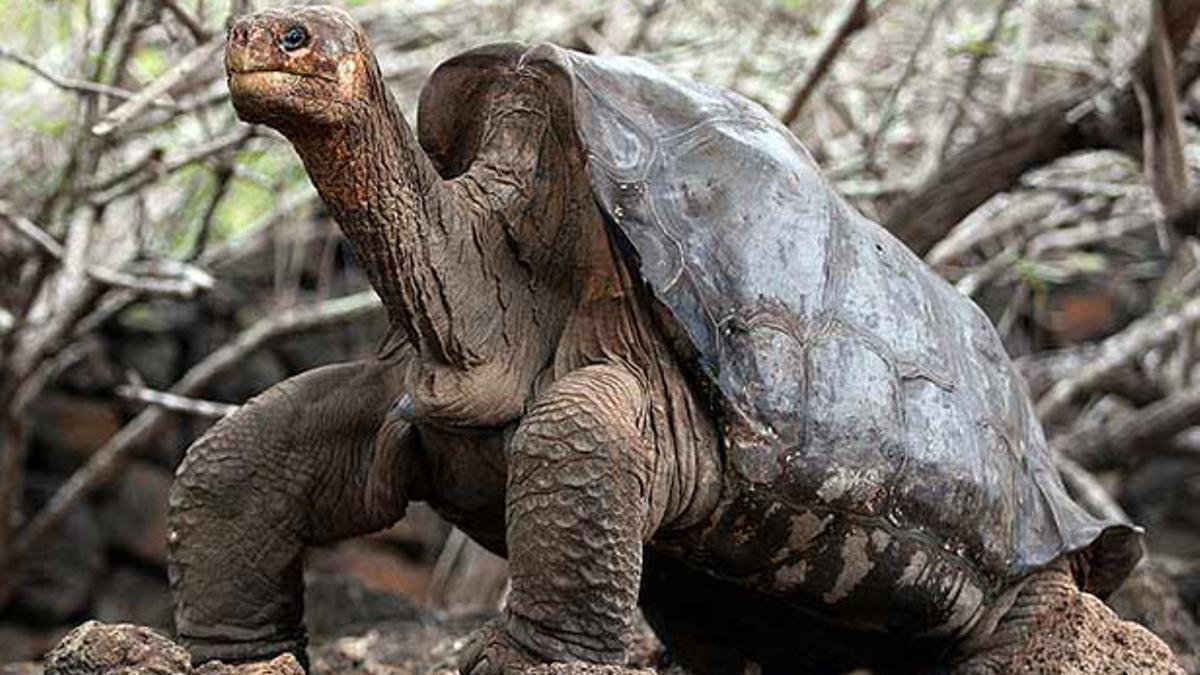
[228, 69, 336, 88]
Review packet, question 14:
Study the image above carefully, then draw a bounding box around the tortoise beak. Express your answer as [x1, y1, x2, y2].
[226, 17, 274, 76]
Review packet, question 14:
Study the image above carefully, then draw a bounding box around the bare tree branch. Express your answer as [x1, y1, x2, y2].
[778, 0, 869, 128]
[91, 39, 222, 137]
[115, 385, 238, 418]
[0, 201, 214, 299]
[0, 291, 383, 606]
[1055, 382, 1200, 470]
[926, 0, 1018, 166]
[156, 0, 211, 43]
[886, 1, 1200, 255]
[863, 0, 952, 167]
[0, 44, 179, 110]
[1136, 0, 1191, 219]
[1036, 294, 1200, 424]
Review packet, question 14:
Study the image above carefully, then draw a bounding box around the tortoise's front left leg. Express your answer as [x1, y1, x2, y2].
[459, 364, 658, 674]
[168, 353, 420, 668]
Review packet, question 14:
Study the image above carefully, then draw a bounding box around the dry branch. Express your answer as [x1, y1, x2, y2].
[925, 0, 1017, 167]
[0, 44, 179, 110]
[778, 0, 870, 128]
[886, 0, 1200, 255]
[0, 291, 383, 606]
[864, 0, 951, 167]
[1036, 294, 1200, 424]
[1136, 0, 1191, 218]
[115, 385, 238, 419]
[0, 201, 214, 299]
[157, 0, 211, 43]
[91, 39, 222, 137]
[1055, 383, 1200, 470]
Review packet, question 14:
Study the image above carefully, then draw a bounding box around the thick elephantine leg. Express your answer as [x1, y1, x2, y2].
[168, 356, 418, 667]
[953, 561, 1185, 674]
[459, 364, 656, 674]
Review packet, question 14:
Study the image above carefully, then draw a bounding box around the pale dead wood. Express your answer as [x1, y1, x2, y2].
[87, 127, 255, 205]
[0, 44, 179, 109]
[91, 39, 223, 137]
[925, 0, 1018, 167]
[1136, 0, 1191, 218]
[1002, 0, 1038, 115]
[0, 291, 383, 605]
[0, 201, 214, 299]
[778, 0, 870, 128]
[864, 0, 952, 167]
[886, 0, 1200, 255]
[1036, 294, 1200, 424]
[1057, 456, 1130, 524]
[115, 384, 238, 418]
[156, 0, 211, 43]
[1055, 382, 1200, 470]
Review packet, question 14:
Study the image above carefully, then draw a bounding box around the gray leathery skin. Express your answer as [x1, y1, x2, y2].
[168, 351, 416, 665]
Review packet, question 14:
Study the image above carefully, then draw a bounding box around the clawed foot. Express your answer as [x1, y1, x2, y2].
[457, 620, 652, 675]
[458, 619, 543, 675]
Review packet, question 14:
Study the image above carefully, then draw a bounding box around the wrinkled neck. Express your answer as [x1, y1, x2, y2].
[287, 79, 490, 368]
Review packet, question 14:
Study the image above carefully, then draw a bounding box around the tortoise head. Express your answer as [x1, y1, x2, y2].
[226, 6, 378, 129]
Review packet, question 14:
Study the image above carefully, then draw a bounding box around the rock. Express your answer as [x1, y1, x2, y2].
[43, 622, 304, 675]
[1009, 593, 1186, 674]
[92, 566, 173, 633]
[309, 616, 487, 675]
[10, 476, 106, 624]
[28, 395, 122, 471]
[0, 621, 72, 662]
[1108, 563, 1200, 674]
[98, 462, 173, 567]
[195, 654, 304, 675]
[40, 608, 678, 675]
[303, 573, 426, 641]
[44, 621, 190, 675]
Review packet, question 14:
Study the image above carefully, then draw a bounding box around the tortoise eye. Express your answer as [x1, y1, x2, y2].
[279, 25, 309, 52]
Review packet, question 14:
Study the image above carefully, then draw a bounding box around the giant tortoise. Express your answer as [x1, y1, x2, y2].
[168, 6, 1179, 674]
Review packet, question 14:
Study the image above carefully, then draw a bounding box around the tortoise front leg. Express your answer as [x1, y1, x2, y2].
[168, 354, 419, 667]
[459, 364, 657, 673]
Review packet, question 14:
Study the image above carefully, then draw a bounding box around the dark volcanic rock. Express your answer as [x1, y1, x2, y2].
[44, 621, 191, 675]
[11, 478, 105, 624]
[93, 566, 174, 634]
[98, 462, 173, 567]
[43, 622, 303, 675]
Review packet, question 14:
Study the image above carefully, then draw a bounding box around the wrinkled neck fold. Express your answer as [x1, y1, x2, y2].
[287, 73, 488, 369]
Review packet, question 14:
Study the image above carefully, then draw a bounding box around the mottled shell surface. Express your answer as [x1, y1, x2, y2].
[418, 43, 1141, 612]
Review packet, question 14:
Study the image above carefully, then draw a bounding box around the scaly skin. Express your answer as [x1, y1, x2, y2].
[171, 6, 1181, 675]
[175, 5, 717, 672]
[951, 562, 1185, 674]
[169, 352, 417, 666]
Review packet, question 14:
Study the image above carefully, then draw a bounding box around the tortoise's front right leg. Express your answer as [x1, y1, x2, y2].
[168, 354, 420, 667]
[458, 364, 658, 674]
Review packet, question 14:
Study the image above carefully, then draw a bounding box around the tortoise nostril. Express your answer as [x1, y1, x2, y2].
[229, 24, 248, 45]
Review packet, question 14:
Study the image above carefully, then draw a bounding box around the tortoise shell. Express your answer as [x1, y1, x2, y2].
[418, 43, 1141, 616]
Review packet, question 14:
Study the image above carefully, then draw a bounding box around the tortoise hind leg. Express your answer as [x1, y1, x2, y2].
[951, 561, 1184, 674]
